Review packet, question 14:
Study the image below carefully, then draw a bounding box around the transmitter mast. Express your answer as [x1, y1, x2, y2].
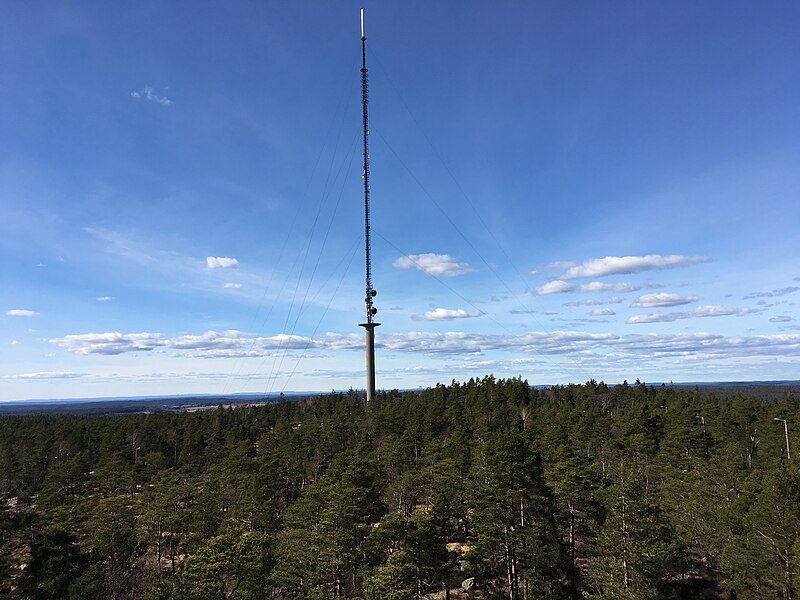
[358, 8, 379, 403]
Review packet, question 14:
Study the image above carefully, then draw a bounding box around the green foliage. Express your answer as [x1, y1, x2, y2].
[15, 524, 87, 599]
[273, 452, 385, 597]
[148, 532, 272, 600]
[1, 378, 799, 599]
[589, 458, 680, 599]
[469, 430, 571, 598]
[365, 509, 455, 599]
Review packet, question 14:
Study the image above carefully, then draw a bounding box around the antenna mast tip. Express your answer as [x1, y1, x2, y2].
[360, 8, 365, 39]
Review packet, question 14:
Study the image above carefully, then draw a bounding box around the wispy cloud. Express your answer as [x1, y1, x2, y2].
[627, 305, 755, 324]
[83, 228, 343, 311]
[49, 330, 311, 357]
[2, 371, 86, 380]
[206, 256, 239, 269]
[564, 297, 623, 307]
[590, 308, 616, 316]
[744, 286, 800, 299]
[48, 328, 800, 365]
[223, 283, 243, 289]
[535, 281, 639, 295]
[50, 332, 166, 355]
[6, 309, 39, 317]
[130, 85, 172, 106]
[770, 315, 793, 323]
[580, 282, 639, 293]
[411, 308, 482, 321]
[393, 253, 474, 277]
[96, 296, 114, 302]
[560, 254, 709, 280]
[544, 260, 576, 270]
[631, 292, 699, 308]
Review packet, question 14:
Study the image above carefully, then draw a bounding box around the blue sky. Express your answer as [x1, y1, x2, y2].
[2, 1, 799, 401]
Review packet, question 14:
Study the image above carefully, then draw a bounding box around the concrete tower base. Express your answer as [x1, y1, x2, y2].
[359, 322, 380, 402]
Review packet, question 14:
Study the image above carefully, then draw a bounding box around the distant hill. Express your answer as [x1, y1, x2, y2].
[0, 391, 319, 416]
[2, 380, 798, 415]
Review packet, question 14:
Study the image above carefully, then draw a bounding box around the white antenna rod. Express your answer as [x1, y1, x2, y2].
[360, 8, 365, 39]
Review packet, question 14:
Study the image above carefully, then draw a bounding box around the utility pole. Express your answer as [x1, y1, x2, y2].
[774, 417, 791, 461]
[358, 8, 379, 403]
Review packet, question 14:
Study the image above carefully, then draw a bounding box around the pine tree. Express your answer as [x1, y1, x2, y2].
[469, 429, 572, 598]
[589, 457, 679, 599]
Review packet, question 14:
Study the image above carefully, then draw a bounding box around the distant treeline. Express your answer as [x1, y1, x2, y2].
[1, 377, 799, 599]
[0, 394, 291, 417]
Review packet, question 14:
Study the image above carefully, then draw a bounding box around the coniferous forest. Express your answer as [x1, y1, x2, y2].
[2, 378, 800, 599]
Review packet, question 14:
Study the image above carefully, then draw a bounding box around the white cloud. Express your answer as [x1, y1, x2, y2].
[535, 281, 639, 295]
[631, 293, 699, 308]
[10, 340, 19, 346]
[168, 331, 310, 358]
[688, 305, 755, 318]
[49, 330, 312, 358]
[96, 296, 114, 302]
[535, 280, 574, 295]
[374, 330, 619, 355]
[392, 253, 473, 277]
[590, 308, 616, 316]
[47, 328, 800, 366]
[560, 254, 709, 280]
[6, 309, 39, 317]
[627, 305, 754, 324]
[130, 85, 172, 106]
[223, 283, 243, 289]
[528, 268, 538, 275]
[206, 256, 239, 269]
[580, 282, 639, 293]
[411, 308, 482, 321]
[49, 332, 166, 355]
[613, 332, 800, 361]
